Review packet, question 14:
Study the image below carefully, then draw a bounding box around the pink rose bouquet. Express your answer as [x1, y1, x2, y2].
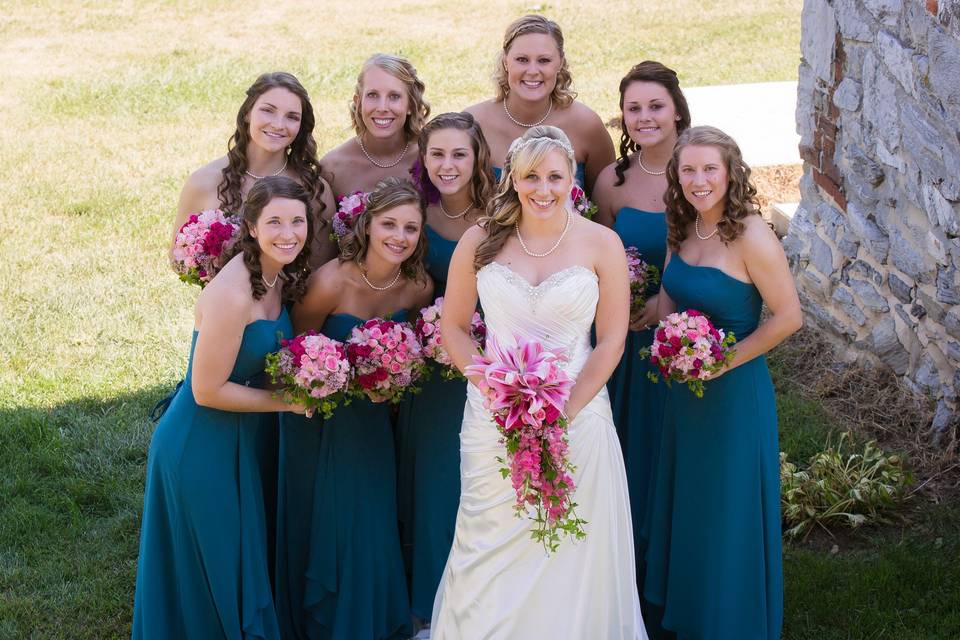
[345, 318, 427, 403]
[625, 246, 661, 315]
[640, 309, 737, 398]
[465, 334, 585, 553]
[570, 185, 598, 220]
[171, 209, 241, 287]
[265, 331, 352, 418]
[415, 296, 486, 380]
[331, 191, 368, 243]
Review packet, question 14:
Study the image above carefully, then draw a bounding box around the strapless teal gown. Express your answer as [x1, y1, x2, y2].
[279, 312, 411, 640]
[644, 254, 783, 640]
[492, 162, 586, 189]
[395, 226, 465, 621]
[133, 311, 291, 640]
[607, 208, 669, 636]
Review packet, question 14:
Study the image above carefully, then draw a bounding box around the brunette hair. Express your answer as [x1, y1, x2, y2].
[664, 126, 761, 250]
[416, 112, 495, 216]
[474, 125, 576, 271]
[237, 176, 314, 302]
[350, 54, 431, 141]
[338, 177, 428, 285]
[493, 15, 576, 109]
[614, 61, 691, 187]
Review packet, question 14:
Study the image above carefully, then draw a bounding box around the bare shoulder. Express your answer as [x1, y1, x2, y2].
[198, 257, 252, 320]
[593, 161, 619, 194]
[740, 213, 779, 245]
[457, 223, 487, 249]
[578, 214, 621, 244]
[320, 140, 355, 173]
[184, 157, 227, 193]
[464, 99, 496, 120]
[567, 100, 606, 128]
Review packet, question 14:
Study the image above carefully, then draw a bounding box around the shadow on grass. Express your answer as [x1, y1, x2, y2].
[0, 384, 173, 640]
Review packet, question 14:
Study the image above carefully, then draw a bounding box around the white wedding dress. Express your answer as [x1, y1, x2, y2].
[431, 262, 646, 640]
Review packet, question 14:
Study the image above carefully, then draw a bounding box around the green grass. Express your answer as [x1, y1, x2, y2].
[6, 1, 956, 638]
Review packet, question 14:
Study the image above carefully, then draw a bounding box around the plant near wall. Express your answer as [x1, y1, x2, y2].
[780, 433, 912, 539]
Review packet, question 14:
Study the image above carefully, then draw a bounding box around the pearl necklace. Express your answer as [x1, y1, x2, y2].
[261, 271, 280, 288]
[245, 157, 288, 180]
[695, 213, 719, 240]
[439, 199, 472, 220]
[515, 209, 573, 258]
[637, 150, 665, 176]
[503, 98, 552, 128]
[357, 136, 409, 169]
[360, 264, 402, 291]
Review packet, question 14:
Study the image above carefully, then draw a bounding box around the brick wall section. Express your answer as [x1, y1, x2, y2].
[787, 0, 960, 443]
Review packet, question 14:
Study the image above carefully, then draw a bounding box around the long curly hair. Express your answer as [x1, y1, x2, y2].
[493, 15, 577, 109]
[350, 54, 431, 141]
[665, 126, 761, 250]
[338, 177, 429, 285]
[416, 112, 495, 217]
[237, 176, 314, 302]
[219, 72, 326, 220]
[614, 61, 691, 187]
[474, 125, 576, 272]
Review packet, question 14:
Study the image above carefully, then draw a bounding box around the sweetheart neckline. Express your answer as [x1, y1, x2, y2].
[479, 261, 597, 290]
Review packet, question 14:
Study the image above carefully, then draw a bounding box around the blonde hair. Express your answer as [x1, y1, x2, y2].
[474, 125, 576, 271]
[493, 15, 576, 109]
[350, 53, 431, 140]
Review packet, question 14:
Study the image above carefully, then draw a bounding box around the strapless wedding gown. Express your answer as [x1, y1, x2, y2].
[431, 262, 646, 640]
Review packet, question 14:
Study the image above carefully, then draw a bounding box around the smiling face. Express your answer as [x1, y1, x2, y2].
[513, 147, 573, 221]
[366, 203, 423, 266]
[424, 128, 475, 197]
[355, 66, 410, 140]
[504, 33, 562, 103]
[623, 80, 680, 149]
[248, 196, 308, 268]
[247, 87, 302, 153]
[678, 144, 729, 218]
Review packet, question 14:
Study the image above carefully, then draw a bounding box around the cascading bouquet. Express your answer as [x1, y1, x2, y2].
[171, 209, 241, 287]
[570, 185, 598, 220]
[465, 334, 585, 553]
[415, 296, 486, 380]
[345, 318, 427, 403]
[264, 331, 352, 418]
[624, 246, 661, 316]
[331, 191, 368, 243]
[640, 309, 737, 398]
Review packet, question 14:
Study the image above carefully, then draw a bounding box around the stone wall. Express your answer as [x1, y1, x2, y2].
[786, 0, 960, 442]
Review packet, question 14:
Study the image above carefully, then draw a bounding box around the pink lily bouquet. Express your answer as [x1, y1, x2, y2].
[265, 332, 352, 418]
[570, 185, 598, 220]
[331, 191, 368, 243]
[415, 296, 486, 380]
[640, 309, 737, 398]
[172, 209, 241, 287]
[345, 318, 427, 403]
[625, 246, 661, 315]
[465, 334, 586, 553]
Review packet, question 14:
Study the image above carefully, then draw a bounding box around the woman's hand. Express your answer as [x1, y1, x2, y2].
[628, 293, 661, 332]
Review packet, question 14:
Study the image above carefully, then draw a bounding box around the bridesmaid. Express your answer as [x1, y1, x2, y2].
[277, 178, 433, 639]
[395, 112, 495, 629]
[133, 176, 313, 639]
[464, 14, 614, 192]
[321, 54, 431, 200]
[591, 60, 690, 632]
[171, 71, 337, 268]
[644, 127, 802, 639]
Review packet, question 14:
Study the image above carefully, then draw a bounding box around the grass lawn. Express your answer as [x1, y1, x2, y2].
[4, 1, 957, 638]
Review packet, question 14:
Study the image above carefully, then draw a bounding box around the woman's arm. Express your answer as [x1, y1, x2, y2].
[580, 109, 616, 195]
[439, 226, 484, 381]
[170, 167, 219, 268]
[564, 227, 629, 421]
[590, 163, 618, 228]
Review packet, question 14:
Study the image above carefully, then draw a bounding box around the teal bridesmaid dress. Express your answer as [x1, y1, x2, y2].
[395, 226, 465, 621]
[133, 311, 291, 640]
[294, 312, 412, 640]
[644, 254, 783, 640]
[492, 162, 586, 189]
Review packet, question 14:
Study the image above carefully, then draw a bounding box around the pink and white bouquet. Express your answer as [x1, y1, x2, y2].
[465, 334, 585, 553]
[570, 185, 598, 220]
[265, 331, 352, 418]
[415, 296, 486, 380]
[172, 209, 241, 287]
[625, 246, 661, 315]
[640, 309, 737, 398]
[331, 191, 368, 243]
[345, 318, 427, 403]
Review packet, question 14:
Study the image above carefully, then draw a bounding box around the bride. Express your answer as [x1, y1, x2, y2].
[432, 126, 646, 639]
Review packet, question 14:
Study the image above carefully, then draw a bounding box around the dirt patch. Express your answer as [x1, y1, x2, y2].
[752, 164, 802, 211]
